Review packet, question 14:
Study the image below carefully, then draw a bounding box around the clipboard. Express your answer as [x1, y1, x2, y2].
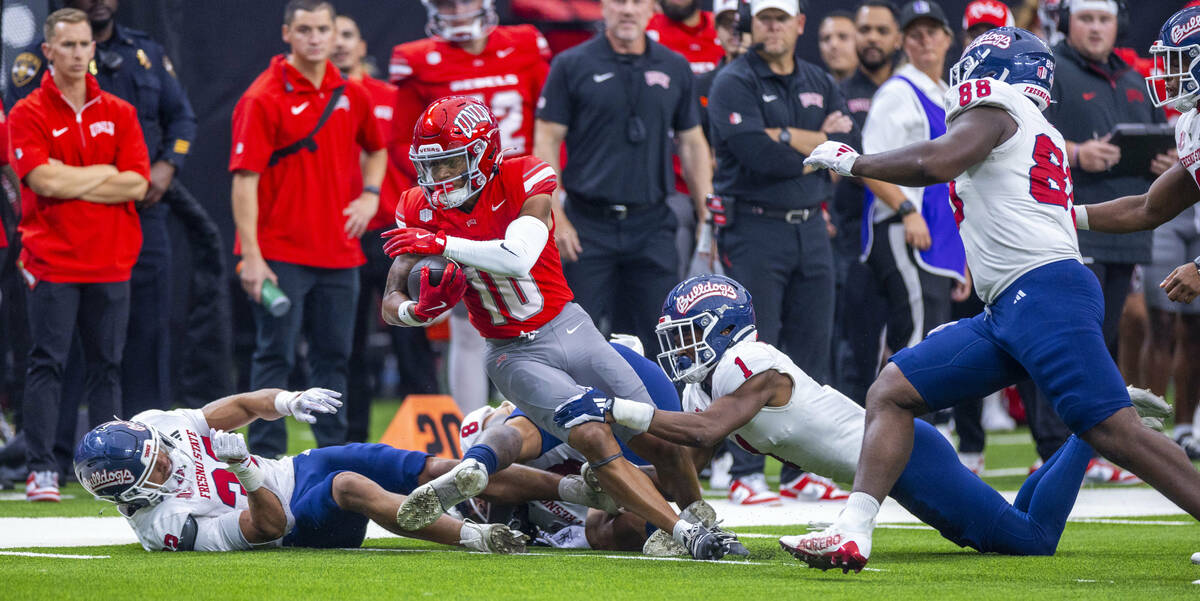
[1107, 123, 1175, 178]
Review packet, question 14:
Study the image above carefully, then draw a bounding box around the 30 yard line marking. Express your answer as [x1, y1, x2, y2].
[0, 551, 109, 559]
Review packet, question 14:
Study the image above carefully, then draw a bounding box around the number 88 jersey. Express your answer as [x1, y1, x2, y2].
[944, 78, 1083, 305]
[395, 155, 573, 338]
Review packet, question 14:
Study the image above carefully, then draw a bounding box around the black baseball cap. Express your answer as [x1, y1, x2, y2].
[898, 0, 952, 32]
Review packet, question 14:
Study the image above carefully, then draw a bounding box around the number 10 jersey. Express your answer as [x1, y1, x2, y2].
[395, 156, 572, 338]
[944, 78, 1082, 304]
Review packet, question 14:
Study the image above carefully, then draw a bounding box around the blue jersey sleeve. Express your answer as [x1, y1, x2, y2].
[611, 343, 681, 412]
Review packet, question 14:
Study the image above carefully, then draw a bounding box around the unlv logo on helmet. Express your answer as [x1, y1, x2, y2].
[454, 103, 492, 134]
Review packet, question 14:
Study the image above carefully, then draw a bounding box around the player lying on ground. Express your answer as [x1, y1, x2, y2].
[459, 336, 733, 554]
[554, 275, 1172, 568]
[73, 387, 616, 552]
[785, 26, 1200, 572]
[1072, 6, 1200, 304]
[379, 96, 738, 559]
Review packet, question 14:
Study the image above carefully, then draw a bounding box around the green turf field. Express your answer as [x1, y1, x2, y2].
[2, 400, 1197, 599]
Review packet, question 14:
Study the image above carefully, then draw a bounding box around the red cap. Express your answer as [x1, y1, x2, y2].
[963, 0, 1014, 31]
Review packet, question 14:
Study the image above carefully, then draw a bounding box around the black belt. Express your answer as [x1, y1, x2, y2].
[568, 198, 660, 221]
[736, 202, 820, 224]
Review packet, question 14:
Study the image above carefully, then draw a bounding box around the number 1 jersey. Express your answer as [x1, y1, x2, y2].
[396, 156, 573, 339]
[944, 79, 1082, 304]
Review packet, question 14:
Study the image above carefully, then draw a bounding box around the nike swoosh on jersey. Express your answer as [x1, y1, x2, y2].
[491, 200, 507, 211]
[593, 72, 615, 83]
[291, 102, 310, 115]
[52, 127, 69, 137]
[497, 47, 516, 58]
[762, 94, 778, 103]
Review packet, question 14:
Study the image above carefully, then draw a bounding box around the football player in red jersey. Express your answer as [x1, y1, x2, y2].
[380, 97, 742, 561]
[390, 0, 551, 414]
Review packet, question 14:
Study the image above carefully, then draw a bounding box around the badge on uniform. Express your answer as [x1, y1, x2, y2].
[420, 208, 433, 222]
[10, 52, 41, 87]
[137, 48, 152, 70]
[163, 55, 177, 77]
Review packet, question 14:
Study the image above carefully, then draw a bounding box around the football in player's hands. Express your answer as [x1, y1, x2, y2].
[804, 141, 860, 177]
[210, 430, 249, 464]
[406, 255, 455, 300]
[410, 258, 467, 321]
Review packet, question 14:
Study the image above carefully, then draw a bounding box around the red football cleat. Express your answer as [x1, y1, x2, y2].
[779, 527, 872, 573]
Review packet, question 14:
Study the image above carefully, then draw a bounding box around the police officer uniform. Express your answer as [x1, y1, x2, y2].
[536, 34, 698, 353]
[7, 24, 198, 417]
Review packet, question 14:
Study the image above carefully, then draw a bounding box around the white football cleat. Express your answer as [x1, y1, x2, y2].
[779, 473, 850, 502]
[643, 528, 688, 556]
[780, 526, 872, 573]
[561, 474, 621, 514]
[708, 452, 733, 491]
[396, 458, 488, 531]
[729, 474, 781, 505]
[459, 520, 528, 554]
[1083, 458, 1140, 485]
[25, 471, 59, 503]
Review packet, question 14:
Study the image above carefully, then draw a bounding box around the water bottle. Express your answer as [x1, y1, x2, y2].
[237, 261, 291, 317]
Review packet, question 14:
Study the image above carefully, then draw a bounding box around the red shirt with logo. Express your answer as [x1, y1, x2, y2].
[229, 55, 384, 268]
[394, 156, 570, 339]
[389, 25, 551, 182]
[8, 74, 149, 283]
[647, 11, 723, 194]
[356, 74, 408, 232]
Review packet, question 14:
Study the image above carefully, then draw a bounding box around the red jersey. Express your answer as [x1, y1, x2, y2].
[8, 74, 149, 283]
[389, 25, 551, 182]
[229, 55, 384, 269]
[395, 156, 570, 339]
[356, 75, 409, 232]
[646, 12, 724, 76]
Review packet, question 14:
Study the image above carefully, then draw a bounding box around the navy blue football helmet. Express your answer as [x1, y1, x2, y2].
[1147, 6, 1200, 112]
[949, 26, 1056, 111]
[656, 275, 757, 383]
[74, 419, 190, 509]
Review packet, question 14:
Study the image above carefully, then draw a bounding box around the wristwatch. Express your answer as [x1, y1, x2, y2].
[778, 128, 791, 145]
[897, 200, 917, 217]
[363, 185, 381, 196]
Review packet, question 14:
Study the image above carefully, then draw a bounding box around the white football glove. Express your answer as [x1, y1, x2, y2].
[274, 388, 343, 424]
[210, 429, 264, 491]
[804, 140, 860, 177]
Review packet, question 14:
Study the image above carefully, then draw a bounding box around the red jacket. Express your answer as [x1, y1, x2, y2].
[8, 73, 149, 283]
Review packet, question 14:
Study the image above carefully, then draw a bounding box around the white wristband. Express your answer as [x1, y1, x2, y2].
[273, 391, 294, 417]
[695, 221, 713, 254]
[610, 397, 654, 434]
[226, 457, 265, 492]
[1074, 205, 1089, 230]
[397, 300, 431, 327]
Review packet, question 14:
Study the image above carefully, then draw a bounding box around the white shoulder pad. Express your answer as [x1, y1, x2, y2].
[1175, 110, 1200, 169]
[681, 384, 712, 414]
[945, 78, 1034, 124]
[130, 408, 209, 437]
[711, 341, 777, 399]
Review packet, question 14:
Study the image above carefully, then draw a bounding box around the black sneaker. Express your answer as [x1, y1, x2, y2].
[711, 525, 750, 557]
[1177, 434, 1200, 461]
[682, 524, 728, 560]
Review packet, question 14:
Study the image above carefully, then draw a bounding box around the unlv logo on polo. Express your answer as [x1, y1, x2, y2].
[89, 120, 115, 137]
[453, 104, 491, 133]
[675, 281, 738, 314]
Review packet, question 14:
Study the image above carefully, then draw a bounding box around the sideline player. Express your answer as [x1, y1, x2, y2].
[785, 26, 1200, 571]
[460, 336, 729, 553]
[380, 97, 737, 560]
[554, 275, 1171, 565]
[73, 387, 616, 552]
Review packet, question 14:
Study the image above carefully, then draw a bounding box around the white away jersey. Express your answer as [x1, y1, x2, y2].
[125, 409, 296, 552]
[681, 341, 864, 483]
[944, 78, 1082, 304]
[1176, 109, 1200, 184]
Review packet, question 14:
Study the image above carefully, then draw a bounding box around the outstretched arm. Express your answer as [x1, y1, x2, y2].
[201, 388, 342, 431]
[850, 107, 1016, 186]
[641, 371, 786, 448]
[1079, 162, 1198, 233]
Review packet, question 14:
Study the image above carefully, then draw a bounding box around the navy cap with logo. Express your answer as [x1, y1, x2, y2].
[899, 0, 952, 32]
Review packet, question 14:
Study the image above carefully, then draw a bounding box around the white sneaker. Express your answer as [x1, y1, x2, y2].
[728, 473, 781, 506]
[957, 452, 985, 475]
[708, 452, 733, 491]
[396, 458, 488, 531]
[981, 392, 1016, 432]
[458, 520, 528, 553]
[1083, 458, 1140, 485]
[779, 525, 872, 573]
[25, 471, 59, 503]
[779, 473, 850, 502]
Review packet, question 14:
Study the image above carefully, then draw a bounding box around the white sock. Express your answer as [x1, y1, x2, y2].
[836, 492, 880, 532]
[1176, 423, 1194, 440]
[671, 519, 690, 544]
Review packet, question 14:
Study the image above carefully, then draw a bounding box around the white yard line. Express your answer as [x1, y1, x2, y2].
[0, 551, 109, 559]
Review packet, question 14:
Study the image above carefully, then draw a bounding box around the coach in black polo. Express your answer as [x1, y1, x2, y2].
[534, 0, 712, 354]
